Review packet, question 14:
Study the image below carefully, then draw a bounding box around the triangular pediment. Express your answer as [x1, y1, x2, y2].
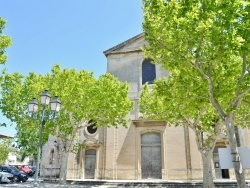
[104, 33, 147, 56]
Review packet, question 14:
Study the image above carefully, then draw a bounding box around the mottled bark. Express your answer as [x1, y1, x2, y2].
[197, 63, 247, 188]
[225, 115, 247, 188]
[189, 116, 223, 188]
[201, 150, 215, 188]
[184, 125, 192, 180]
[59, 150, 69, 185]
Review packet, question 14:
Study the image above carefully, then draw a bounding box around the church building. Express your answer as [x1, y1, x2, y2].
[41, 33, 250, 180]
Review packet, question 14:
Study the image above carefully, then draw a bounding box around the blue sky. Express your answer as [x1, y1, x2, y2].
[0, 0, 143, 137]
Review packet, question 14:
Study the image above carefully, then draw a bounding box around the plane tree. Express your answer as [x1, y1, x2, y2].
[0, 17, 12, 127]
[0, 17, 12, 65]
[140, 77, 224, 188]
[0, 137, 13, 164]
[142, 0, 250, 187]
[0, 64, 133, 183]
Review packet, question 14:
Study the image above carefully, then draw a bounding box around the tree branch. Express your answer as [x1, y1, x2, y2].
[238, 54, 247, 85]
[194, 60, 227, 119]
[231, 86, 250, 109]
[183, 117, 194, 129]
[193, 107, 206, 127]
[147, 35, 189, 62]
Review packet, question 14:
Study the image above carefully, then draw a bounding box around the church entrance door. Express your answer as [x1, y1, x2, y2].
[85, 149, 96, 179]
[141, 133, 162, 179]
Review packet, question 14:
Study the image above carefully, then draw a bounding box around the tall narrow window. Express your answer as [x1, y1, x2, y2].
[142, 59, 156, 85]
[49, 148, 55, 164]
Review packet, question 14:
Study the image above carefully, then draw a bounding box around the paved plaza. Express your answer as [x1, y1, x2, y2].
[0, 183, 119, 188]
[1, 179, 119, 188]
[1, 178, 250, 188]
[0, 178, 164, 188]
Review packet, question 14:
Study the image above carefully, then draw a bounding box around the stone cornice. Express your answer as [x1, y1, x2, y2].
[103, 33, 144, 56]
[83, 138, 101, 148]
[132, 120, 167, 127]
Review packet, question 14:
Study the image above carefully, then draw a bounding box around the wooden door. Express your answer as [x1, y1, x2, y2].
[85, 149, 96, 179]
[141, 133, 162, 179]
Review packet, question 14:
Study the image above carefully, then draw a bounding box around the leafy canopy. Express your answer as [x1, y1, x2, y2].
[140, 78, 219, 136]
[0, 138, 13, 164]
[0, 17, 12, 127]
[142, 0, 250, 121]
[0, 64, 133, 154]
[0, 17, 12, 65]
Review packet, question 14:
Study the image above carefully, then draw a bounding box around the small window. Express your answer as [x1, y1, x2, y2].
[142, 59, 156, 85]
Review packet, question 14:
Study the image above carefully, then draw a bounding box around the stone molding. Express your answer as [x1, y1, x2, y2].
[83, 138, 101, 148]
[132, 120, 167, 127]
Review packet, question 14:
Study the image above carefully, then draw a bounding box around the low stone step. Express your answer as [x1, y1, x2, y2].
[67, 180, 242, 188]
[43, 179, 250, 188]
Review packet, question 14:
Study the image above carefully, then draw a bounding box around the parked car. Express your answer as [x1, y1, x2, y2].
[29, 166, 40, 176]
[20, 165, 35, 177]
[10, 165, 35, 177]
[0, 171, 13, 183]
[0, 165, 28, 182]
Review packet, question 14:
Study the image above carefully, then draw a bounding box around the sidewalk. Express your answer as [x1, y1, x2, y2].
[40, 178, 250, 188]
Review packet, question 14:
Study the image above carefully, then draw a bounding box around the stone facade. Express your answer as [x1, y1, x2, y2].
[41, 33, 250, 181]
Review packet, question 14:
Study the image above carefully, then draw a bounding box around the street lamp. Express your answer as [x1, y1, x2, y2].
[28, 89, 61, 188]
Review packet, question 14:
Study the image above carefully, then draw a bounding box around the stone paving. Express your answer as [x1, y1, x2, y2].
[0, 181, 118, 188]
[0, 184, 116, 188]
[0, 181, 162, 188]
[1, 178, 250, 188]
[0, 179, 161, 188]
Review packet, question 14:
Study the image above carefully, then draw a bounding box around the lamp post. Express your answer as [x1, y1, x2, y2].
[28, 90, 61, 188]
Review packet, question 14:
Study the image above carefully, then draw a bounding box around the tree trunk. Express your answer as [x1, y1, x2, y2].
[184, 125, 192, 180]
[225, 115, 246, 188]
[201, 150, 215, 188]
[191, 124, 217, 188]
[59, 151, 69, 185]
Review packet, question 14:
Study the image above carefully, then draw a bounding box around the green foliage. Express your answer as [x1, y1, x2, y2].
[0, 64, 133, 155]
[140, 78, 218, 133]
[142, 0, 250, 124]
[0, 17, 12, 162]
[0, 138, 13, 164]
[70, 143, 86, 154]
[0, 17, 12, 65]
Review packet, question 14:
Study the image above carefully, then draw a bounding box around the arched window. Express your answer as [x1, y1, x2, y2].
[142, 59, 156, 85]
[49, 148, 55, 164]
